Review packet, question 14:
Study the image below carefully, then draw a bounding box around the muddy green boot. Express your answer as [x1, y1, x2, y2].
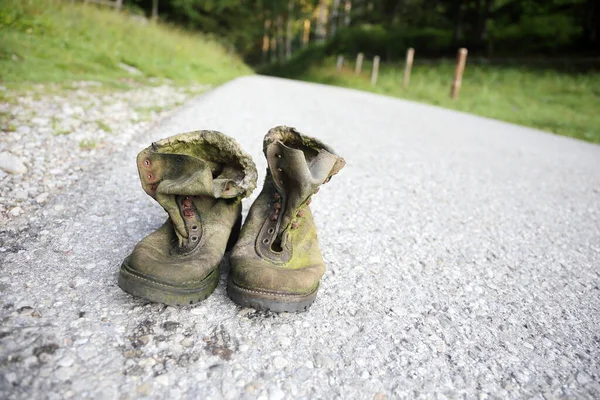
[227, 126, 345, 312]
[119, 130, 257, 306]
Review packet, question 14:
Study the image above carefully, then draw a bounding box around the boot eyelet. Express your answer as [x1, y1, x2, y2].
[276, 154, 282, 158]
[262, 238, 270, 244]
[267, 228, 275, 234]
[191, 225, 198, 231]
[191, 236, 198, 242]
[143, 159, 151, 167]
[291, 221, 299, 230]
[147, 173, 154, 180]
[277, 168, 282, 172]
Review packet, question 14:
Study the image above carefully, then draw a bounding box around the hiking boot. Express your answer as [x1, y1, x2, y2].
[119, 130, 257, 306]
[228, 126, 345, 312]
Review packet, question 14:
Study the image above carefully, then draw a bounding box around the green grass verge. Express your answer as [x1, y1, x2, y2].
[0, 0, 252, 88]
[264, 51, 600, 144]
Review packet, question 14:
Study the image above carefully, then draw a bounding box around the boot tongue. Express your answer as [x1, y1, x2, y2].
[137, 152, 246, 245]
[266, 141, 341, 231]
[136, 130, 258, 248]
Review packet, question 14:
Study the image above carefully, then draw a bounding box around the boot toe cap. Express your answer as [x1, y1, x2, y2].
[229, 256, 324, 295]
[126, 233, 220, 288]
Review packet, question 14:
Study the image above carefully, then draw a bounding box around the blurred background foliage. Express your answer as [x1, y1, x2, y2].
[0, 0, 251, 85]
[124, 0, 599, 62]
[1, 0, 598, 142]
[122, 0, 598, 142]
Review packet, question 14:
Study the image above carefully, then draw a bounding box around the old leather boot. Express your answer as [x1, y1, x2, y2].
[119, 130, 257, 306]
[228, 126, 345, 312]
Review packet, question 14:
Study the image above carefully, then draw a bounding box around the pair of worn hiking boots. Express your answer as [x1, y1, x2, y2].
[118, 126, 345, 313]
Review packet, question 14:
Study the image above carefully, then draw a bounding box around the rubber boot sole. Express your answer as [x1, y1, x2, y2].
[227, 277, 318, 313]
[118, 258, 219, 306]
[118, 213, 241, 306]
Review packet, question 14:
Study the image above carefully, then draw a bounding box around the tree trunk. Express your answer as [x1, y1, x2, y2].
[151, 0, 158, 21]
[344, 0, 352, 26]
[277, 15, 284, 63]
[452, 0, 464, 46]
[475, 0, 493, 43]
[270, 37, 277, 63]
[302, 19, 311, 47]
[330, 0, 341, 37]
[316, 0, 328, 43]
[584, 0, 597, 44]
[286, 0, 293, 60]
[391, 0, 403, 26]
[262, 18, 271, 63]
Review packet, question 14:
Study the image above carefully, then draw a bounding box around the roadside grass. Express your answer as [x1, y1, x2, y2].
[134, 104, 173, 118]
[0, 0, 252, 89]
[79, 139, 97, 150]
[266, 56, 600, 144]
[96, 120, 112, 133]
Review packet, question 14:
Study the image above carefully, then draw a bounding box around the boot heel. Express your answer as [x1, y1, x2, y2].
[226, 213, 242, 252]
[117, 130, 258, 306]
[226, 126, 345, 313]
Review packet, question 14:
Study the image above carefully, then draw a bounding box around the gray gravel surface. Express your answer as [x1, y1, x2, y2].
[1, 75, 599, 399]
[0, 81, 208, 220]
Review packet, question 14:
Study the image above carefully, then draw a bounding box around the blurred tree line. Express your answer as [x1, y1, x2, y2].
[126, 0, 598, 62]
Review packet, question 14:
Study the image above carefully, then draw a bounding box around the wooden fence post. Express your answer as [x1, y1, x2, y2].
[355, 52, 363, 74]
[451, 48, 468, 99]
[371, 55, 380, 86]
[336, 55, 344, 71]
[403, 48, 414, 88]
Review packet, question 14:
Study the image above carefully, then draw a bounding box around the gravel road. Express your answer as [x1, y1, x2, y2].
[0, 82, 208, 221]
[1, 75, 599, 399]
